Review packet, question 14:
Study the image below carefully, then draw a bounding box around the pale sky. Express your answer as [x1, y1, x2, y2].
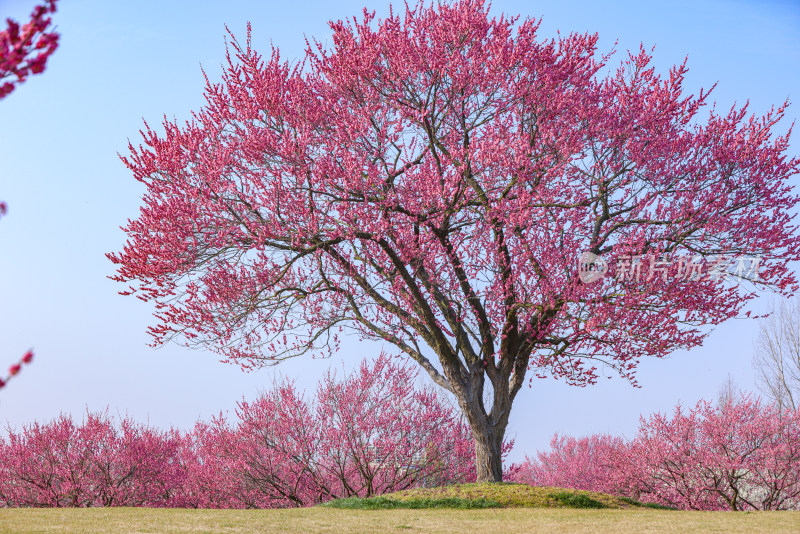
[0, 0, 798, 463]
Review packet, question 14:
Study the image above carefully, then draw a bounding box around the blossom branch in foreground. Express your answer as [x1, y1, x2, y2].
[0, 1, 59, 391]
[0, 0, 59, 99]
[0, 350, 34, 390]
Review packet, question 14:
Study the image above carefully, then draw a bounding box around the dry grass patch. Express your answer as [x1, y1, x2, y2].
[0, 482, 795, 533]
[1, 507, 800, 534]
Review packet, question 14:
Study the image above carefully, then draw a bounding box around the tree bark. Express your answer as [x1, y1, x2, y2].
[456, 373, 510, 483]
[471, 419, 504, 482]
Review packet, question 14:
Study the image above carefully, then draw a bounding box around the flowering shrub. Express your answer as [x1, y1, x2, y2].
[624, 395, 800, 510]
[508, 394, 800, 510]
[0, 355, 486, 508]
[181, 354, 486, 508]
[505, 433, 626, 495]
[0, 412, 185, 507]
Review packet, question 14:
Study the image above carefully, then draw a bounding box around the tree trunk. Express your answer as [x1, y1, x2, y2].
[472, 420, 504, 482]
[453, 365, 513, 483]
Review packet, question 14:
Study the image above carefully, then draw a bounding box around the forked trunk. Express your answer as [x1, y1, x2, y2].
[458, 381, 509, 483]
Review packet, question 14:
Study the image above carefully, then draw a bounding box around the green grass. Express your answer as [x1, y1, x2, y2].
[320, 484, 681, 511]
[378, 482, 640, 509]
[322, 495, 501, 509]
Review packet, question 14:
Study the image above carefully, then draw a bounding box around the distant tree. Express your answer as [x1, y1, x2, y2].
[109, 0, 800, 481]
[0, 411, 186, 507]
[512, 395, 800, 510]
[505, 433, 626, 494]
[717, 373, 743, 407]
[185, 354, 486, 508]
[753, 297, 800, 412]
[624, 395, 800, 511]
[0, 356, 488, 508]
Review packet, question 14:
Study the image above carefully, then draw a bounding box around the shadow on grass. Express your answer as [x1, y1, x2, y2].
[617, 496, 679, 511]
[548, 491, 607, 509]
[321, 496, 502, 510]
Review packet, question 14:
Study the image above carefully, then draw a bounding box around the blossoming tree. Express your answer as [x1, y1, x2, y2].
[508, 395, 800, 510]
[182, 354, 482, 507]
[0, 356, 480, 507]
[109, 0, 800, 481]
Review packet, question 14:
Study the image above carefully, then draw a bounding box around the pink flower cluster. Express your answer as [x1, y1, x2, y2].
[0, 355, 490, 508]
[507, 394, 800, 510]
[0, 0, 59, 99]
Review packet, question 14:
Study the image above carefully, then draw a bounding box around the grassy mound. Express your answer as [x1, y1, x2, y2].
[320, 483, 669, 510]
[322, 496, 501, 510]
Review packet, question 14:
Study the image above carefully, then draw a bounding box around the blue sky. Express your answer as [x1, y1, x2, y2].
[0, 0, 798, 463]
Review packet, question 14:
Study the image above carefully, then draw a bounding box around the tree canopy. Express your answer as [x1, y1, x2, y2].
[109, 0, 800, 481]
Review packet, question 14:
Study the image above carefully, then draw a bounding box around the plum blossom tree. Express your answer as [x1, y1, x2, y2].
[0, 411, 186, 507]
[0, 356, 480, 508]
[624, 395, 800, 510]
[188, 353, 483, 507]
[108, 0, 800, 481]
[514, 395, 800, 510]
[313, 354, 482, 495]
[505, 433, 626, 494]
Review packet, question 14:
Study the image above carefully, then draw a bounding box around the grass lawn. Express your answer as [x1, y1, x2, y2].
[2, 507, 799, 533]
[1, 485, 797, 533]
